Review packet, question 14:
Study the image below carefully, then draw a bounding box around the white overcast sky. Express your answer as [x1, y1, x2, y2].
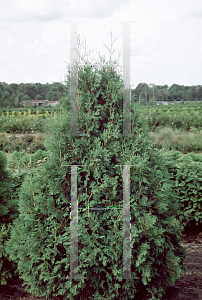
[0, 0, 202, 88]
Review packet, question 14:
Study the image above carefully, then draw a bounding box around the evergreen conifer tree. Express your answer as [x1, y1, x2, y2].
[0, 151, 19, 285]
[6, 39, 186, 299]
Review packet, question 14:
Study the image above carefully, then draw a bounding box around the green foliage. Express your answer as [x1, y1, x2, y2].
[0, 134, 8, 151]
[22, 134, 35, 144]
[160, 150, 202, 233]
[5, 53, 186, 299]
[0, 82, 65, 108]
[2, 101, 202, 135]
[7, 149, 49, 170]
[0, 134, 47, 154]
[148, 126, 202, 153]
[35, 94, 43, 100]
[135, 104, 202, 131]
[31, 149, 49, 165]
[29, 136, 46, 153]
[133, 83, 202, 102]
[22, 95, 31, 101]
[0, 117, 46, 134]
[0, 150, 24, 285]
[0, 150, 7, 172]
[7, 150, 30, 169]
[1, 78, 202, 109]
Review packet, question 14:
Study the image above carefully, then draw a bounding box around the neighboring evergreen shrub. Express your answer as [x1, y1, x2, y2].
[31, 149, 49, 166]
[0, 117, 45, 134]
[5, 45, 187, 299]
[29, 137, 46, 153]
[8, 149, 49, 170]
[0, 151, 22, 285]
[0, 134, 8, 151]
[8, 150, 30, 169]
[160, 150, 202, 234]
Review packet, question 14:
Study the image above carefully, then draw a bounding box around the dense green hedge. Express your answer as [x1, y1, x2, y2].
[0, 148, 49, 286]
[0, 134, 47, 153]
[136, 103, 202, 131]
[159, 150, 202, 233]
[0, 116, 47, 134]
[0, 107, 60, 114]
[0, 151, 26, 285]
[8, 149, 49, 170]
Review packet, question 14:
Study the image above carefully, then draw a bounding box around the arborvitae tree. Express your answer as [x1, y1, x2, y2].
[6, 40, 186, 299]
[0, 151, 20, 285]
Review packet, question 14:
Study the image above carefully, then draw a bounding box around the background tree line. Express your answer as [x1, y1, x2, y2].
[0, 81, 202, 108]
[0, 82, 65, 108]
[132, 83, 202, 103]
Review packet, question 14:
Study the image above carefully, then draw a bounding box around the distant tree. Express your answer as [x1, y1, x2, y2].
[44, 83, 51, 98]
[46, 91, 53, 101]
[50, 84, 59, 92]
[51, 91, 59, 101]
[35, 83, 45, 98]
[191, 86, 197, 100]
[134, 83, 150, 103]
[9, 83, 18, 93]
[17, 92, 24, 102]
[0, 83, 3, 93]
[24, 83, 37, 99]
[177, 90, 184, 101]
[2, 99, 10, 108]
[17, 84, 25, 93]
[9, 94, 15, 108]
[21, 95, 31, 101]
[196, 85, 202, 100]
[14, 97, 20, 107]
[1, 91, 11, 107]
[1, 82, 10, 93]
[2, 91, 10, 101]
[35, 94, 43, 100]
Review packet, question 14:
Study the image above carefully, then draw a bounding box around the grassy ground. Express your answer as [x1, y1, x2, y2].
[148, 126, 202, 154]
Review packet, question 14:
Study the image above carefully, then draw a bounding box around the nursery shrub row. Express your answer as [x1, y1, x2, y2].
[0, 107, 60, 115]
[136, 104, 202, 131]
[0, 150, 27, 285]
[1, 109, 57, 119]
[8, 149, 49, 171]
[158, 149, 202, 233]
[2, 103, 202, 134]
[0, 117, 46, 134]
[0, 134, 47, 153]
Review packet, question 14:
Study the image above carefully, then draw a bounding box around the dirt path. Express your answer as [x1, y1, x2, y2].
[0, 234, 202, 300]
